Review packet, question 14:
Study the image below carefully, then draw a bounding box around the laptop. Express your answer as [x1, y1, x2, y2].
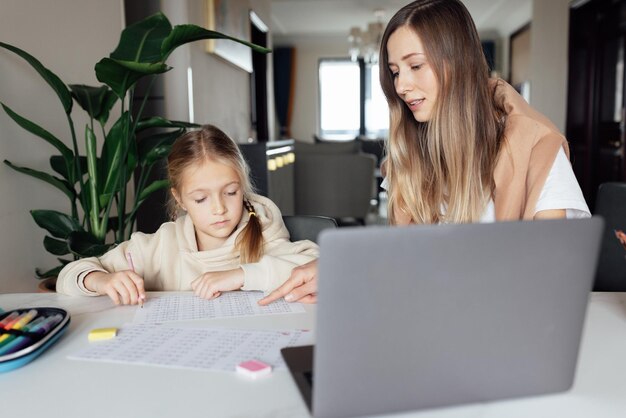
[282, 218, 604, 418]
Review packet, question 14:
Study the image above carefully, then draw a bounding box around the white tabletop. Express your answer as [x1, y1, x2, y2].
[0, 292, 625, 418]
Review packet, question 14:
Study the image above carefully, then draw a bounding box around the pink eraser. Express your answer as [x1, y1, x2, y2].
[236, 359, 272, 379]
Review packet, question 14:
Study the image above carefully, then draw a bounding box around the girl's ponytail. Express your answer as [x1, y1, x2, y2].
[236, 199, 264, 263]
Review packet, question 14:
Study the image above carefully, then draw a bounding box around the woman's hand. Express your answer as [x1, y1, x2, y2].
[84, 270, 146, 305]
[258, 260, 319, 305]
[191, 268, 244, 300]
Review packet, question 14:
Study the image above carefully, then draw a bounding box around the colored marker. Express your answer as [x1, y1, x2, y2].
[0, 314, 63, 357]
[12, 310, 38, 329]
[126, 251, 145, 308]
[0, 312, 20, 328]
[1, 311, 25, 330]
[0, 309, 37, 344]
[22, 315, 48, 332]
[29, 314, 63, 334]
[0, 315, 47, 349]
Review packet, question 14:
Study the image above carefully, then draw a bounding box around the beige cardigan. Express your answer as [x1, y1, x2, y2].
[490, 80, 569, 221]
[56, 194, 319, 296]
[392, 79, 569, 224]
[492, 79, 569, 220]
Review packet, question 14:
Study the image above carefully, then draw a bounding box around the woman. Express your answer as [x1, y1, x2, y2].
[259, 0, 589, 306]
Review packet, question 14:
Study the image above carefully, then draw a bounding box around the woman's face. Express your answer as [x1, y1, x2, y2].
[387, 26, 439, 122]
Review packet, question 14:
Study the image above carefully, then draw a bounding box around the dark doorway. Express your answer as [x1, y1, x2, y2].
[250, 11, 269, 141]
[567, 0, 626, 209]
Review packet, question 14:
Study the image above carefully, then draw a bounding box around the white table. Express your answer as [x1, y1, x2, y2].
[0, 292, 625, 418]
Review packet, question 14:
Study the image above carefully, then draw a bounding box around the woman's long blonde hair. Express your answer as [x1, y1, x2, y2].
[167, 125, 264, 263]
[379, 0, 507, 224]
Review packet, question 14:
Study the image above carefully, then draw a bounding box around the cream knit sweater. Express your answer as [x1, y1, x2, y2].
[56, 194, 319, 296]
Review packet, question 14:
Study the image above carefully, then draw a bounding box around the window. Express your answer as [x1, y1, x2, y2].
[364, 63, 389, 138]
[319, 59, 360, 139]
[318, 58, 389, 140]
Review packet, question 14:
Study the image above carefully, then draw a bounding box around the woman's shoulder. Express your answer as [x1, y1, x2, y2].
[492, 79, 560, 133]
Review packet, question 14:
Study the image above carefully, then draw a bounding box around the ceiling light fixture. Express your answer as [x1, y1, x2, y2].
[348, 8, 385, 63]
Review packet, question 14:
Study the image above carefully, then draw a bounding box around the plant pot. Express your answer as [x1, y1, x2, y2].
[37, 277, 57, 293]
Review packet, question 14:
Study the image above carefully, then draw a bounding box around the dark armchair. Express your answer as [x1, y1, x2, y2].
[593, 182, 626, 291]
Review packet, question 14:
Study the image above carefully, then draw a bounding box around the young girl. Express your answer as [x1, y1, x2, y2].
[56, 125, 319, 305]
[259, 0, 591, 306]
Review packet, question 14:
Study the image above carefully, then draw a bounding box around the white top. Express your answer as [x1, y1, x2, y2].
[480, 148, 590, 222]
[382, 147, 591, 222]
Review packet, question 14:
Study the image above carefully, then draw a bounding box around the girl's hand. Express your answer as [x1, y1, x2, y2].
[84, 271, 146, 305]
[191, 268, 244, 300]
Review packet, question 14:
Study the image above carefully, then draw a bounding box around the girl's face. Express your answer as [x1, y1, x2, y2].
[173, 159, 244, 251]
[387, 26, 439, 122]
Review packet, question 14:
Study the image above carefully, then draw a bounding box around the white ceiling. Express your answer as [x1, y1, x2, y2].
[270, 0, 533, 39]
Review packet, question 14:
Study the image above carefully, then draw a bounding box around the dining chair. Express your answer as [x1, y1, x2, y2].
[283, 215, 338, 243]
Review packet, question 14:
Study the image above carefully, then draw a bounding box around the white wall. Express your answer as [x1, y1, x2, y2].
[0, 0, 124, 292]
[529, 0, 570, 133]
[162, 0, 274, 143]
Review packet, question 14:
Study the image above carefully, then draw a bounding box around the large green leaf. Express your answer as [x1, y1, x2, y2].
[85, 125, 101, 237]
[4, 160, 75, 201]
[98, 88, 119, 126]
[50, 155, 87, 183]
[96, 12, 173, 99]
[138, 129, 182, 165]
[43, 236, 70, 256]
[94, 58, 160, 100]
[67, 231, 113, 258]
[35, 262, 68, 279]
[98, 112, 128, 207]
[143, 144, 172, 167]
[69, 85, 118, 124]
[110, 12, 172, 63]
[136, 117, 200, 132]
[31, 209, 82, 239]
[110, 59, 170, 74]
[0, 42, 73, 113]
[1, 103, 74, 163]
[137, 179, 170, 204]
[162, 24, 271, 60]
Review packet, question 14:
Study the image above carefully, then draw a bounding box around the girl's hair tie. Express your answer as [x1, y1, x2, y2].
[244, 199, 256, 217]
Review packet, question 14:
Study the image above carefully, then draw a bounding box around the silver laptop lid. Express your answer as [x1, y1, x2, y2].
[314, 218, 603, 418]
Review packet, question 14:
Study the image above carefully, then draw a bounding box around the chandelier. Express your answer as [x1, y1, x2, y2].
[348, 9, 385, 63]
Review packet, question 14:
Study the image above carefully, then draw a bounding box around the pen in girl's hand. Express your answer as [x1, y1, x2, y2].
[126, 252, 145, 308]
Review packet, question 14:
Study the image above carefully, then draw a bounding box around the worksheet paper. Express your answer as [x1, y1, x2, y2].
[133, 292, 305, 324]
[69, 325, 312, 372]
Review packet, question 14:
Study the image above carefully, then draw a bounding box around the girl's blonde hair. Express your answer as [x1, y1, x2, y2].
[379, 0, 507, 224]
[167, 125, 264, 263]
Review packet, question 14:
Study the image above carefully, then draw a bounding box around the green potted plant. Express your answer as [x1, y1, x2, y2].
[0, 12, 269, 289]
